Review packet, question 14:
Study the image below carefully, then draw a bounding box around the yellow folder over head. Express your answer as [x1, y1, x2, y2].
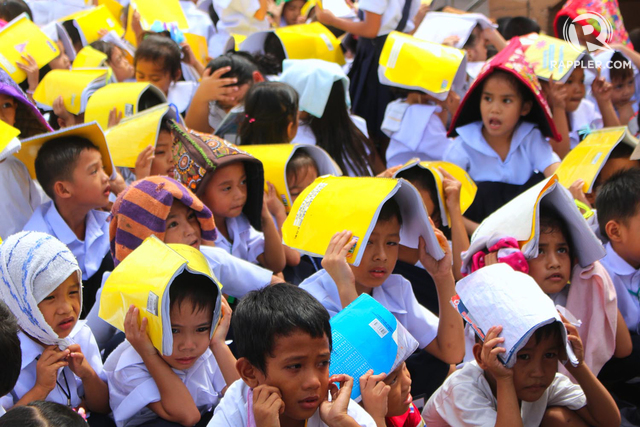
[282, 176, 445, 265]
[241, 144, 342, 213]
[73, 45, 109, 68]
[0, 13, 60, 84]
[84, 82, 167, 129]
[99, 236, 223, 356]
[105, 103, 180, 168]
[240, 22, 345, 65]
[555, 126, 639, 194]
[61, 5, 124, 46]
[33, 68, 109, 115]
[520, 33, 593, 83]
[14, 121, 115, 179]
[124, 0, 190, 46]
[379, 32, 467, 101]
[394, 159, 477, 227]
[98, 0, 125, 22]
[0, 121, 21, 153]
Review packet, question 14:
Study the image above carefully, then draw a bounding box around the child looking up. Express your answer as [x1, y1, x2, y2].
[0, 231, 109, 415]
[90, 40, 135, 83]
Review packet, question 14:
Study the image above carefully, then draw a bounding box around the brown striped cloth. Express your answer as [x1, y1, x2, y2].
[109, 176, 217, 266]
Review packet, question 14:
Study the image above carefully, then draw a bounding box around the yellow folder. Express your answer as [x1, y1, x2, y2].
[124, 0, 190, 46]
[33, 68, 109, 115]
[379, 32, 467, 101]
[0, 121, 21, 153]
[105, 103, 179, 168]
[394, 159, 477, 227]
[520, 33, 591, 83]
[61, 5, 125, 46]
[241, 144, 342, 213]
[555, 126, 639, 193]
[84, 82, 167, 129]
[99, 236, 223, 356]
[0, 13, 60, 84]
[184, 33, 209, 66]
[73, 45, 109, 69]
[282, 176, 445, 265]
[98, 0, 125, 22]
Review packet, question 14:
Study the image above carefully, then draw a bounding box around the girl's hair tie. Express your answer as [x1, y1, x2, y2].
[245, 114, 256, 124]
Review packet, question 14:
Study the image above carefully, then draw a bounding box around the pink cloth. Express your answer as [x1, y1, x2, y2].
[468, 237, 529, 276]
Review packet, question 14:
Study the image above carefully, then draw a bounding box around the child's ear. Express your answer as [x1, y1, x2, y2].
[53, 180, 73, 200]
[252, 71, 265, 83]
[605, 220, 624, 242]
[173, 68, 182, 82]
[472, 342, 487, 368]
[520, 100, 533, 116]
[236, 357, 265, 388]
[286, 118, 298, 142]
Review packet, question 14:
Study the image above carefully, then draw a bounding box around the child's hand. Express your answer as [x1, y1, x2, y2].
[591, 69, 613, 104]
[546, 75, 568, 110]
[131, 9, 144, 41]
[199, 66, 239, 103]
[107, 107, 123, 129]
[265, 182, 286, 220]
[180, 42, 199, 67]
[210, 298, 232, 348]
[321, 231, 357, 290]
[36, 346, 70, 393]
[316, 8, 336, 27]
[560, 314, 584, 367]
[124, 305, 157, 358]
[481, 326, 513, 381]
[419, 231, 453, 281]
[442, 35, 460, 47]
[66, 344, 95, 380]
[320, 374, 355, 426]
[53, 96, 77, 129]
[569, 179, 592, 209]
[252, 385, 284, 427]
[439, 167, 462, 212]
[360, 370, 389, 422]
[134, 145, 155, 179]
[16, 54, 40, 92]
[376, 164, 403, 178]
[443, 90, 461, 115]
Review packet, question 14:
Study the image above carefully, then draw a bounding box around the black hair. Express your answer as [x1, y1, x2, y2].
[206, 52, 260, 86]
[305, 81, 375, 176]
[396, 167, 439, 222]
[608, 51, 634, 82]
[532, 321, 563, 345]
[61, 20, 83, 52]
[232, 282, 332, 373]
[264, 33, 286, 69]
[0, 0, 32, 21]
[0, 401, 87, 427]
[378, 197, 403, 226]
[629, 28, 640, 54]
[0, 301, 20, 397]
[286, 149, 318, 185]
[484, 69, 534, 105]
[463, 24, 483, 50]
[134, 34, 182, 81]
[596, 168, 640, 237]
[89, 40, 115, 59]
[593, 143, 636, 189]
[34, 136, 99, 200]
[502, 16, 540, 40]
[555, 15, 571, 40]
[169, 271, 218, 315]
[240, 82, 298, 145]
[538, 206, 573, 259]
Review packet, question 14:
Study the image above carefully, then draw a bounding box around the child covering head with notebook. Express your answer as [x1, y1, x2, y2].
[0, 231, 109, 415]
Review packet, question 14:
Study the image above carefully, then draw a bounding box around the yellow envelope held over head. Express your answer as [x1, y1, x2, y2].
[124, 0, 190, 46]
[61, 5, 124, 46]
[73, 45, 109, 69]
[33, 68, 110, 115]
[520, 33, 594, 83]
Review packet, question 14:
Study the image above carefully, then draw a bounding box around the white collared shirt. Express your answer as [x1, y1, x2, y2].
[25, 0, 89, 25]
[422, 360, 586, 427]
[23, 201, 110, 280]
[105, 341, 225, 427]
[444, 121, 560, 185]
[179, 1, 218, 58]
[600, 242, 640, 334]
[214, 214, 265, 265]
[0, 321, 105, 410]
[168, 81, 200, 115]
[359, 0, 421, 36]
[569, 98, 603, 150]
[299, 270, 439, 349]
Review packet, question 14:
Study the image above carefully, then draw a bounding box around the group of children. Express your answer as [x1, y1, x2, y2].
[0, 0, 640, 425]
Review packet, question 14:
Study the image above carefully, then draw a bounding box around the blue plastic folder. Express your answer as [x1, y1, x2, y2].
[329, 294, 418, 401]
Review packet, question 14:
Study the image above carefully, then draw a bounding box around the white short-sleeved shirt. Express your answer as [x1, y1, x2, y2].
[25, 0, 88, 26]
[569, 98, 603, 150]
[104, 340, 226, 427]
[422, 361, 587, 427]
[168, 81, 200, 115]
[180, 1, 218, 58]
[0, 321, 105, 410]
[382, 101, 452, 167]
[215, 214, 265, 264]
[358, 0, 420, 36]
[444, 121, 560, 185]
[211, 0, 269, 56]
[23, 201, 110, 280]
[0, 156, 48, 240]
[600, 242, 640, 335]
[299, 270, 439, 349]
[209, 379, 377, 427]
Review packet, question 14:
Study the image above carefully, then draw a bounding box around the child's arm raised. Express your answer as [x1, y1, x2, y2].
[322, 231, 359, 309]
[124, 305, 201, 427]
[316, 9, 382, 39]
[545, 76, 571, 159]
[184, 67, 239, 133]
[591, 69, 620, 128]
[320, 374, 365, 427]
[265, 183, 301, 267]
[209, 299, 241, 388]
[440, 168, 469, 282]
[14, 346, 70, 407]
[257, 196, 287, 273]
[360, 370, 389, 427]
[67, 344, 110, 413]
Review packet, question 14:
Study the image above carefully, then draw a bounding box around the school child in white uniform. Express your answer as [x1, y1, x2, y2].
[210, 0, 269, 57]
[179, 0, 218, 58]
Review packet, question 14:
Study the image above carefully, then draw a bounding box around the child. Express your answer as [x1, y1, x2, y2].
[279, 59, 379, 176]
[423, 264, 621, 427]
[279, 0, 306, 26]
[0, 302, 21, 417]
[179, 0, 217, 58]
[23, 124, 114, 316]
[172, 123, 288, 273]
[0, 231, 109, 415]
[444, 38, 561, 223]
[208, 282, 377, 426]
[0, 401, 88, 427]
[131, 117, 176, 180]
[239, 81, 299, 146]
[90, 40, 135, 83]
[104, 241, 237, 427]
[502, 16, 540, 40]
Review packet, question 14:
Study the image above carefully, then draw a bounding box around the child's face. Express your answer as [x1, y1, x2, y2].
[109, 47, 135, 82]
[257, 329, 331, 422]
[480, 74, 532, 141]
[0, 94, 17, 126]
[383, 362, 413, 418]
[564, 67, 586, 113]
[527, 227, 572, 295]
[136, 59, 173, 96]
[164, 200, 202, 248]
[350, 217, 401, 292]
[511, 332, 561, 402]
[415, 185, 441, 230]
[610, 76, 636, 108]
[67, 148, 111, 209]
[613, 211, 640, 269]
[283, 0, 305, 26]
[161, 300, 213, 370]
[49, 40, 71, 70]
[466, 27, 487, 62]
[593, 157, 640, 194]
[38, 272, 81, 338]
[150, 130, 176, 176]
[287, 165, 318, 204]
[202, 162, 247, 220]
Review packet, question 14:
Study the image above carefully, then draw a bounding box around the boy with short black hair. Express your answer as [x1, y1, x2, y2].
[209, 283, 377, 427]
[0, 301, 21, 417]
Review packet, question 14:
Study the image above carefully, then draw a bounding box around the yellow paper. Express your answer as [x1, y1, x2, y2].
[0, 121, 21, 153]
[379, 32, 467, 101]
[555, 127, 637, 193]
[184, 33, 209, 66]
[84, 82, 167, 129]
[99, 236, 222, 355]
[124, 0, 190, 46]
[0, 13, 60, 84]
[33, 68, 109, 115]
[105, 103, 178, 167]
[61, 5, 124, 45]
[98, 0, 125, 22]
[73, 45, 109, 68]
[520, 33, 588, 83]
